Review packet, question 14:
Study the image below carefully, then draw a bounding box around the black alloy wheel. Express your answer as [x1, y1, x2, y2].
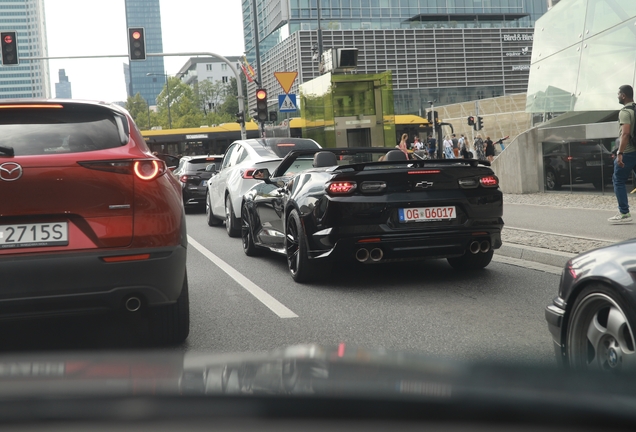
[567, 284, 636, 372]
[206, 193, 223, 227]
[447, 249, 494, 270]
[241, 202, 262, 256]
[285, 209, 318, 283]
[545, 169, 561, 191]
[225, 194, 241, 237]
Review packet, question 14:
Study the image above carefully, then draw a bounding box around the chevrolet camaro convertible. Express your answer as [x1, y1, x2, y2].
[240, 148, 504, 283]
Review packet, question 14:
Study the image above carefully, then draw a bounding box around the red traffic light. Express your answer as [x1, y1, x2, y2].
[132, 31, 142, 40]
[3, 35, 12, 44]
[256, 89, 267, 100]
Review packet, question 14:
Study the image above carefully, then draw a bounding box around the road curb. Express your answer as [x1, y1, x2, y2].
[495, 243, 575, 269]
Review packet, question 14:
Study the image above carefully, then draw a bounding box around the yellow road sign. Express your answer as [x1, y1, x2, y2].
[274, 71, 298, 94]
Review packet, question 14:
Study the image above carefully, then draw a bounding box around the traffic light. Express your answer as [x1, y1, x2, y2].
[467, 116, 475, 126]
[1, 32, 18, 65]
[128, 27, 146, 61]
[256, 89, 268, 122]
[476, 116, 484, 131]
[427, 110, 438, 123]
[236, 111, 245, 126]
[269, 111, 278, 122]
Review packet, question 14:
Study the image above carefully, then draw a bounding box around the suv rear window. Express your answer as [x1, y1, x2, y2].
[0, 104, 124, 156]
[185, 157, 222, 172]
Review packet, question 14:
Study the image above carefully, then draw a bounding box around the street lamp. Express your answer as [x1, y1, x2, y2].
[147, 71, 172, 129]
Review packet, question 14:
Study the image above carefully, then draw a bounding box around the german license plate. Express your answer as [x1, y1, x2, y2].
[0, 222, 68, 249]
[398, 206, 456, 222]
[586, 161, 602, 166]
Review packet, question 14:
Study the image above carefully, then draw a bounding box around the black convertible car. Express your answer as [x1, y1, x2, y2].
[241, 148, 504, 282]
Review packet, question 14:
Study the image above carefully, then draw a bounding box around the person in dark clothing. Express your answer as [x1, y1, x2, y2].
[427, 135, 437, 159]
[485, 136, 495, 162]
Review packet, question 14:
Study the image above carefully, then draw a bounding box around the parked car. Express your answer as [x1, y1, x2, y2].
[241, 148, 504, 283]
[172, 155, 223, 210]
[206, 138, 321, 237]
[545, 239, 636, 371]
[0, 100, 189, 345]
[543, 142, 614, 191]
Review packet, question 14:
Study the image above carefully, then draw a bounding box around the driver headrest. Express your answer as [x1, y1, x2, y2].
[312, 151, 338, 168]
[385, 149, 408, 161]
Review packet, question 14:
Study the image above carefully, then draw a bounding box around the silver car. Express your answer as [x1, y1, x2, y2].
[206, 138, 321, 236]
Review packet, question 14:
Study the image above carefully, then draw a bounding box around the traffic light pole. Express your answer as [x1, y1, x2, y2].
[20, 52, 248, 140]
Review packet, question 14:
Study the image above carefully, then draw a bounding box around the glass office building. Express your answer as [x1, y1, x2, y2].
[242, 0, 548, 114]
[490, 0, 636, 194]
[0, 0, 50, 99]
[125, 0, 166, 107]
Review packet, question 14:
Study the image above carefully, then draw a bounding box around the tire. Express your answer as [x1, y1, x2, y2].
[545, 169, 561, 191]
[241, 202, 262, 256]
[566, 284, 636, 372]
[225, 194, 241, 237]
[206, 193, 223, 226]
[447, 249, 494, 270]
[148, 272, 190, 345]
[286, 209, 319, 283]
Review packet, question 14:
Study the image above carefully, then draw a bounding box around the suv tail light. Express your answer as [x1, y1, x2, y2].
[80, 159, 166, 181]
[134, 160, 166, 181]
[242, 168, 257, 179]
[327, 181, 357, 195]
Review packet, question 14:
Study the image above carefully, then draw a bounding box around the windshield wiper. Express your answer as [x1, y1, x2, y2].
[0, 145, 15, 157]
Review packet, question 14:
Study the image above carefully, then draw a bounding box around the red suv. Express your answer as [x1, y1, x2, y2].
[0, 100, 189, 345]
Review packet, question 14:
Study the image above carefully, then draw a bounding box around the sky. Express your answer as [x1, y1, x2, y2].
[44, 0, 245, 102]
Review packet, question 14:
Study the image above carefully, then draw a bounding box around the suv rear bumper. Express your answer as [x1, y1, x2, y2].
[0, 245, 186, 319]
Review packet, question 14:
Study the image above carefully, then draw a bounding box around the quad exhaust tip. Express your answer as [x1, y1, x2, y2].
[369, 248, 383, 262]
[469, 241, 481, 254]
[355, 248, 370, 262]
[480, 240, 490, 253]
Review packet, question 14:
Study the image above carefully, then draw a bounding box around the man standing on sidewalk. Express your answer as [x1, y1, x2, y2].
[609, 84, 636, 224]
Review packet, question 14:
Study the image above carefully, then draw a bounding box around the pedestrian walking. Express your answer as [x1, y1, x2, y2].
[485, 136, 495, 162]
[608, 84, 636, 224]
[474, 134, 486, 161]
[451, 134, 459, 157]
[427, 134, 437, 159]
[443, 135, 455, 159]
[397, 133, 410, 158]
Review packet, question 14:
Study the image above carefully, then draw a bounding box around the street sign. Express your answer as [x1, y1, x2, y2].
[274, 72, 297, 94]
[279, 94, 297, 112]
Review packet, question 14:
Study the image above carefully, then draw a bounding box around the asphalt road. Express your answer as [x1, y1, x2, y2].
[1, 210, 561, 368]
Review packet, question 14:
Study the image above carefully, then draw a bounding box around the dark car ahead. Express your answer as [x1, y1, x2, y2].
[544, 142, 614, 191]
[241, 148, 503, 283]
[0, 100, 189, 345]
[173, 155, 223, 209]
[545, 239, 636, 371]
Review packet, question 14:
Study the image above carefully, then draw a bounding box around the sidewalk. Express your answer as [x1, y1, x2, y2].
[496, 193, 636, 269]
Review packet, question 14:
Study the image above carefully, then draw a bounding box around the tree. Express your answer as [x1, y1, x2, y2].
[125, 93, 153, 130]
[195, 79, 227, 114]
[156, 77, 205, 129]
[217, 76, 247, 119]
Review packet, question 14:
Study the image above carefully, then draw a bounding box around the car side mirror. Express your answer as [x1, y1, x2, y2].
[252, 168, 271, 183]
[206, 163, 217, 173]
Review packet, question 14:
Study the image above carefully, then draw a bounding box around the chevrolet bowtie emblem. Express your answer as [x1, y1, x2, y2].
[415, 181, 434, 189]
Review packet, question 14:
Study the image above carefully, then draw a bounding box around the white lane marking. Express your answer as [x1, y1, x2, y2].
[187, 235, 298, 319]
[505, 226, 617, 243]
[492, 254, 563, 275]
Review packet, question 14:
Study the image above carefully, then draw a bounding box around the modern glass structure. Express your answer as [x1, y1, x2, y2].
[0, 0, 50, 99]
[55, 69, 72, 99]
[125, 0, 166, 107]
[242, 0, 548, 115]
[491, 0, 636, 194]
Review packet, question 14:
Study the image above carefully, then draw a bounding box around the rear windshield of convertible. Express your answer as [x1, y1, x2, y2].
[0, 105, 123, 156]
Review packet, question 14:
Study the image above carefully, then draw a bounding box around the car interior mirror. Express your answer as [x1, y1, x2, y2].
[252, 168, 271, 183]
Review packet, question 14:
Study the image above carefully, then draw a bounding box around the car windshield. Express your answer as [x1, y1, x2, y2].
[5, 1, 636, 426]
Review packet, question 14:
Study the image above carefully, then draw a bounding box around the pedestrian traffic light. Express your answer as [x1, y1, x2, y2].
[467, 116, 475, 126]
[236, 111, 245, 126]
[476, 116, 484, 131]
[269, 111, 278, 122]
[256, 89, 268, 122]
[128, 27, 146, 61]
[1, 32, 18, 65]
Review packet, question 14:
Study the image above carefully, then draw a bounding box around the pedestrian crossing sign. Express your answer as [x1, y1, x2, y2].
[278, 94, 297, 112]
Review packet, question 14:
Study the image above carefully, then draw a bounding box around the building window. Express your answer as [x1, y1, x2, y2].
[221, 64, 228, 70]
[222, 76, 229, 83]
[206, 64, 213, 71]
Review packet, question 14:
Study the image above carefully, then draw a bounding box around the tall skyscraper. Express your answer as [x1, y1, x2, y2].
[125, 0, 166, 107]
[55, 69, 72, 99]
[0, 0, 50, 99]
[242, 0, 549, 113]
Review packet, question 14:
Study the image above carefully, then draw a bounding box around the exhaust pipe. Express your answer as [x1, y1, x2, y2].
[369, 248, 383, 262]
[469, 241, 480, 254]
[125, 296, 142, 312]
[480, 240, 491, 253]
[355, 248, 370, 262]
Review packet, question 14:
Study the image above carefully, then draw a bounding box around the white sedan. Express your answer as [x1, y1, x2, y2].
[206, 138, 321, 237]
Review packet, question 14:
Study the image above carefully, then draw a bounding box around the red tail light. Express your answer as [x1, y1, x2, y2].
[408, 170, 440, 175]
[102, 253, 150, 263]
[134, 160, 166, 181]
[562, 156, 573, 163]
[327, 181, 357, 195]
[242, 168, 257, 179]
[479, 175, 499, 187]
[179, 175, 189, 183]
[78, 160, 132, 175]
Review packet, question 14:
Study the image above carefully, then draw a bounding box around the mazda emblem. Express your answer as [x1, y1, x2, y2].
[0, 162, 23, 182]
